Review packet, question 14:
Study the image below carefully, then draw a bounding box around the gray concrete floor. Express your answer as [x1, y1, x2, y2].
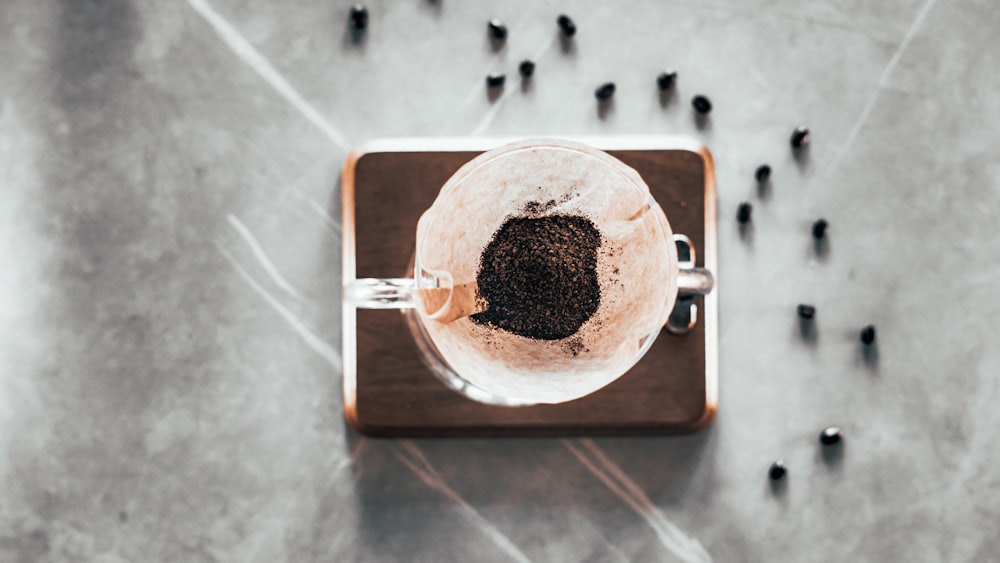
[1, 0, 998, 561]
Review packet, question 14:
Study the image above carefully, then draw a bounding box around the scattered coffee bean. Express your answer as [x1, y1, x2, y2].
[557, 14, 577, 36]
[692, 95, 712, 114]
[769, 461, 787, 480]
[812, 218, 828, 239]
[488, 19, 508, 41]
[820, 427, 842, 445]
[791, 126, 810, 148]
[349, 4, 368, 30]
[519, 60, 535, 78]
[797, 304, 816, 319]
[736, 202, 752, 223]
[486, 73, 506, 88]
[656, 70, 677, 90]
[595, 82, 616, 101]
[860, 325, 876, 345]
[754, 164, 771, 183]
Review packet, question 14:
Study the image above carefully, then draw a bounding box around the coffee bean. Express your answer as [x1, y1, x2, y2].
[768, 461, 787, 480]
[812, 218, 828, 239]
[820, 427, 842, 445]
[657, 70, 677, 90]
[791, 126, 810, 148]
[595, 82, 616, 101]
[349, 4, 368, 30]
[860, 325, 876, 345]
[755, 164, 771, 183]
[736, 202, 752, 223]
[692, 95, 712, 114]
[486, 73, 506, 88]
[488, 19, 508, 41]
[557, 14, 577, 36]
[519, 60, 535, 78]
[797, 304, 816, 319]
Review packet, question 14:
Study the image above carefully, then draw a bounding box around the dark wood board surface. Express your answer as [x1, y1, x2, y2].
[343, 140, 717, 437]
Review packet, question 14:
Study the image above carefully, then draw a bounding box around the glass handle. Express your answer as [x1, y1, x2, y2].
[668, 234, 715, 334]
[344, 278, 417, 309]
[677, 267, 715, 297]
[673, 233, 715, 297]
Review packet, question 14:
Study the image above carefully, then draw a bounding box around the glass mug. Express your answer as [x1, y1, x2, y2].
[344, 138, 714, 406]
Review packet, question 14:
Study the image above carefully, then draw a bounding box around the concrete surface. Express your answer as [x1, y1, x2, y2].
[1, 0, 998, 561]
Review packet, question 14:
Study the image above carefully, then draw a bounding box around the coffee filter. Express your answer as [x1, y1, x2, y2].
[415, 139, 678, 404]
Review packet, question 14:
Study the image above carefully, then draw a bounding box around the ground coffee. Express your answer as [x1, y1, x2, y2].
[471, 213, 602, 340]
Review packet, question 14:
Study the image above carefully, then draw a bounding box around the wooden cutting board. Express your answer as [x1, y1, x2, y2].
[342, 137, 718, 437]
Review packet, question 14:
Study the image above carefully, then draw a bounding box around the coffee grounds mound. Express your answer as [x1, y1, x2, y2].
[471, 214, 602, 341]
